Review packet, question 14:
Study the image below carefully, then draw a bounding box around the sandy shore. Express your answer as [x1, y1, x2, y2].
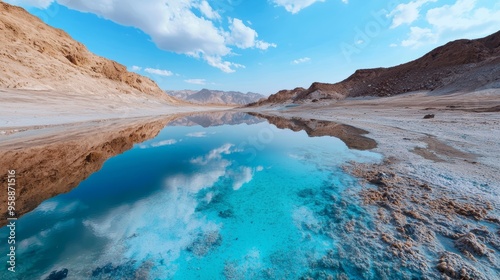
[0, 88, 232, 131]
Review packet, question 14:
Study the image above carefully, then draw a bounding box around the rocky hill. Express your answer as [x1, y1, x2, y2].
[0, 2, 179, 103]
[251, 31, 500, 106]
[167, 89, 265, 105]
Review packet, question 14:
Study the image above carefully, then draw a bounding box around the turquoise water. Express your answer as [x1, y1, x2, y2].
[1, 114, 382, 279]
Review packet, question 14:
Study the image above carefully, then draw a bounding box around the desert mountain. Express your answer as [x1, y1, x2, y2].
[0, 2, 179, 103]
[166, 88, 265, 105]
[251, 31, 500, 106]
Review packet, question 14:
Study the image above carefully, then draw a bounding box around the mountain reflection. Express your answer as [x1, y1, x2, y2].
[170, 111, 264, 127]
[0, 117, 174, 226]
[249, 113, 377, 150]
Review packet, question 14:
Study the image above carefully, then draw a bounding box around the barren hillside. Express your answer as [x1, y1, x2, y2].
[0, 2, 179, 103]
[251, 31, 500, 106]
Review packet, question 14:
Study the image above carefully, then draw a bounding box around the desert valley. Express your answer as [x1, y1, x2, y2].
[0, 1, 499, 279]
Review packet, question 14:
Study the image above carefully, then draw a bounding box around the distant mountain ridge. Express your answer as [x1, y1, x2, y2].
[250, 30, 500, 106]
[166, 89, 265, 105]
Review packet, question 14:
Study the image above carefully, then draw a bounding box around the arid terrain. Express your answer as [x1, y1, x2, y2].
[250, 31, 500, 106]
[0, 1, 499, 278]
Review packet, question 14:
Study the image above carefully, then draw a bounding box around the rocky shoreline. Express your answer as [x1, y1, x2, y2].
[346, 159, 499, 279]
[244, 90, 500, 279]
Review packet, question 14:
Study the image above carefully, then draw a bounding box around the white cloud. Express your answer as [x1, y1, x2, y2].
[291, 57, 311, 64]
[272, 0, 325, 14]
[255, 40, 277, 50]
[388, 0, 437, 28]
[197, 0, 220, 20]
[204, 55, 245, 73]
[129, 65, 142, 71]
[185, 79, 206, 85]
[226, 18, 276, 50]
[401, 27, 438, 47]
[398, 0, 500, 47]
[4, 0, 53, 8]
[426, 0, 500, 32]
[11, 0, 273, 73]
[227, 18, 257, 49]
[144, 68, 174, 77]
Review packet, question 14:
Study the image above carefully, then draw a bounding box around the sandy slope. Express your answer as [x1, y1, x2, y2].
[0, 2, 181, 103]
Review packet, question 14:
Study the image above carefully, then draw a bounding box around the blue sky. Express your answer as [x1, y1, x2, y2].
[7, 0, 500, 95]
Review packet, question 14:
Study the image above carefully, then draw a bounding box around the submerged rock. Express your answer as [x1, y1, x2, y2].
[45, 268, 68, 280]
[218, 209, 234, 218]
[187, 230, 222, 256]
[90, 261, 145, 280]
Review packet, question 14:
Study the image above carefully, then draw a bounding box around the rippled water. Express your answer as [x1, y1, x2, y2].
[1, 113, 382, 279]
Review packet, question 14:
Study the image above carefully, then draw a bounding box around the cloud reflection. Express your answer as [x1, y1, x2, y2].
[80, 143, 261, 276]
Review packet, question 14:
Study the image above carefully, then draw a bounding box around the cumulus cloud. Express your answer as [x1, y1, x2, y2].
[255, 40, 277, 50]
[144, 68, 174, 77]
[272, 0, 325, 14]
[185, 79, 206, 85]
[397, 0, 500, 48]
[226, 18, 277, 50]
[291, 57, 311, 64]
[9, 0, 274, 73]
[196, 0, 221, 20]
[388, 0, 437, 28]
[401, 27, 438, 47]
[426, 0, 500, 32]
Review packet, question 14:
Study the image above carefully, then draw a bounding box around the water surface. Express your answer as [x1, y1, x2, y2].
[1, 112, 382, 279]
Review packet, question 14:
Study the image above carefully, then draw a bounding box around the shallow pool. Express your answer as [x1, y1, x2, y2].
[1, 113, 382, 279]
